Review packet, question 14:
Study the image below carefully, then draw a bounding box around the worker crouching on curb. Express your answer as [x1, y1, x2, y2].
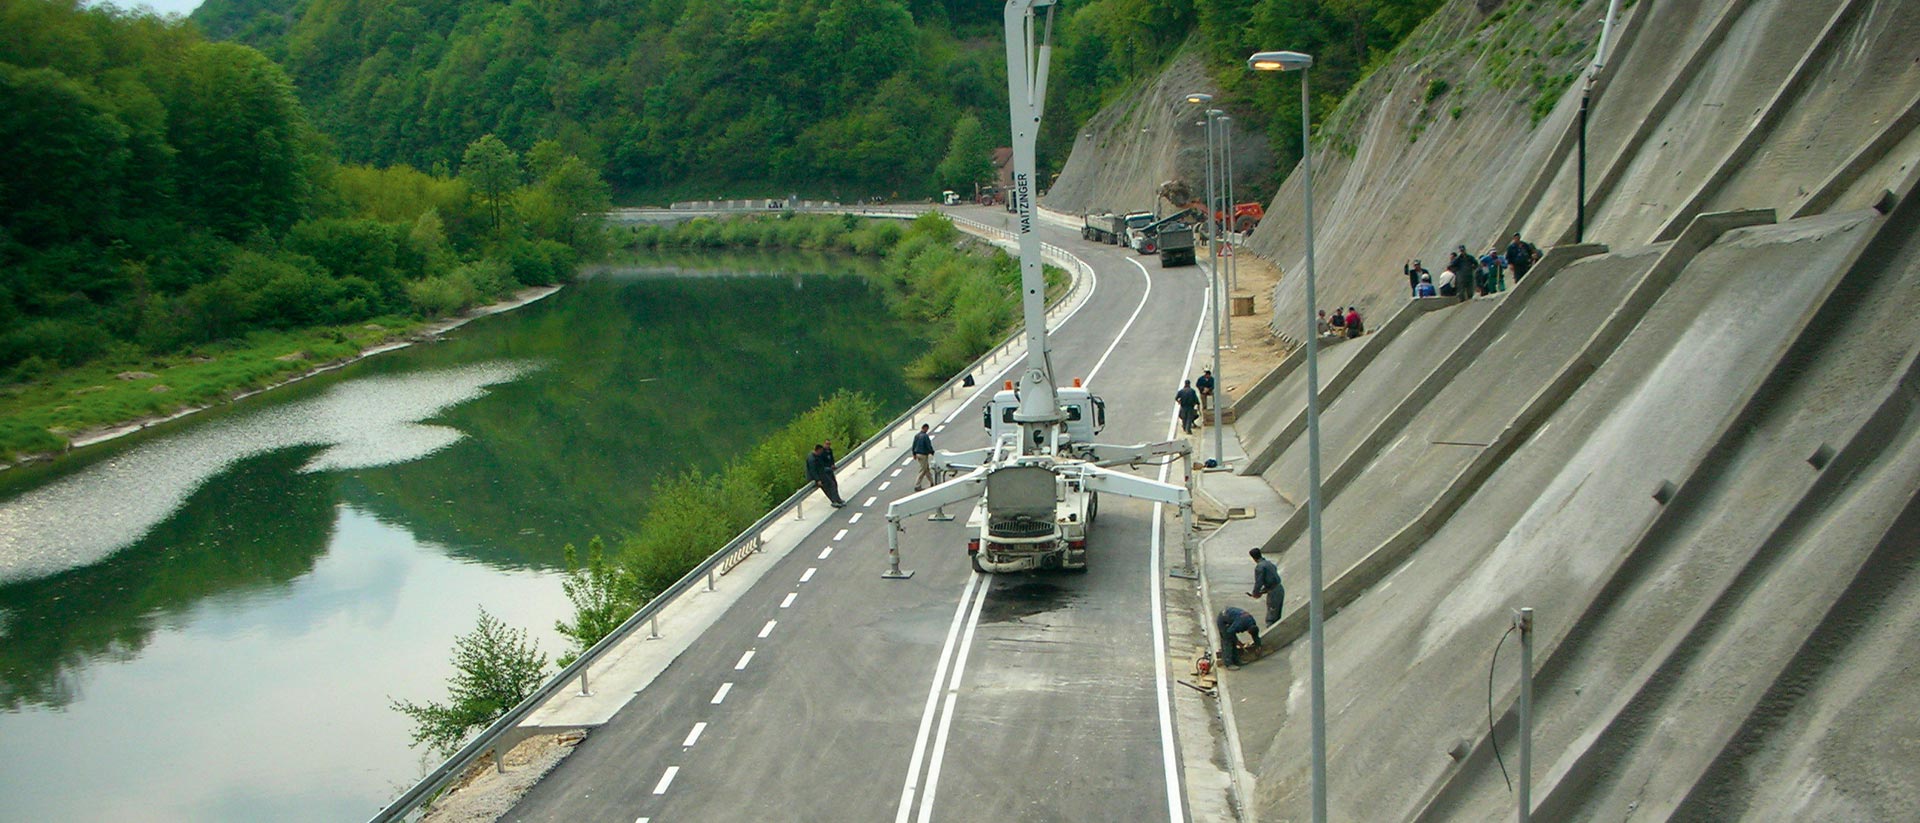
[1216, 606, 1260, 668]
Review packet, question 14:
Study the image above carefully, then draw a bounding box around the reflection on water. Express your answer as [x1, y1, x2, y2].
[0, 255, 929, 821]
[0, 362, 533, 584]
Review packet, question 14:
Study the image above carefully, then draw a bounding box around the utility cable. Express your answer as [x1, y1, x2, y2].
[1488, 623, 1516, 792]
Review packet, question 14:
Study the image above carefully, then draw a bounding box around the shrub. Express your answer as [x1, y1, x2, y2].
[391, 609, 548, 756]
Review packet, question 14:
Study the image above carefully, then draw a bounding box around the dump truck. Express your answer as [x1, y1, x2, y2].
[1082, 212, 1125, 244]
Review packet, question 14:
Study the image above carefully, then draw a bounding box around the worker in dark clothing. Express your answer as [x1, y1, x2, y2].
[1175, 380, 1201, 434]
[1195, 369, 1215, 412]
[1448, 246, 1476, 302]
[1216, 606, 1260, 667]
[911, 424, 936, 490]
[1344, 306, 1363, 338]
[806, 442, 846, 507]
[1506, 233, 1540, 283]
[1249, 548, 1284, 626]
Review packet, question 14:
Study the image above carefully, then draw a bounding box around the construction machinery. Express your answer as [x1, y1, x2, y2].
[882, 0, 1194, 577]
[1157, 179, 1264, 233]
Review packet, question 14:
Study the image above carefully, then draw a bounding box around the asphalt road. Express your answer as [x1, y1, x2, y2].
[507, 212, 1213, 822]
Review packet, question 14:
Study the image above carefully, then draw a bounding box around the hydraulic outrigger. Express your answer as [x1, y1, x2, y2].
[882, 0, 1195, 578]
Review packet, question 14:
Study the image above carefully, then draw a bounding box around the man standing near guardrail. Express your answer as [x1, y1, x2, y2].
[807, 442, 846, 508]
[912, 424, 936, 490]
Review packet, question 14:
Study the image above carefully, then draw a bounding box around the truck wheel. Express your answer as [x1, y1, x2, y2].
[971, 552, 987, 574]
[1088, 492, 1099, 525]
[1236, 216, 1258, 233]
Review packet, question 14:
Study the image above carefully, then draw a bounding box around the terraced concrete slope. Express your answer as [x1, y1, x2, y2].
[1045, 0, 1920, 818]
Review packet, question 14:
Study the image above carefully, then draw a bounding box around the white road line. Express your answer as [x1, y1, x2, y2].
[711, 683, 732, 705]
[1150, 269, 1214, 822]
[863, 496, 878, 507]
[879, 481, 892, 491]
[802, 567, 817, 582]
[781, 592, 797, 608]
[735, 650, 755, 671]
[1086, 258, 1157, 384]
[933, 424, 945, 433]
[849, 512, 863, 523]
[902, 456, 915, 466]
[834, 529, 849, 541]
[915, 575, 993, 823]
[819, 546, 833, 559]
[894, 572, 984, 823]
[758, 620, 777, 639]
[891, 468, 904, 477]
[652, 766, 679, 795]
[683, 722, 708, 747]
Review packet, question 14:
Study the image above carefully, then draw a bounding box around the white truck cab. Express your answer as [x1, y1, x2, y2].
[982, 383, 1106, 449]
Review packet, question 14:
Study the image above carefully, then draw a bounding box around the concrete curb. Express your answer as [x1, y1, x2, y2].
[1404, 204, 1894, 819]
[1559, 0, 1764, 246]
[1240, 295, 1429, 475]
[1252, 240, 1606, 552]
[1255, 209, 1773, 653]
[1652, 0, 1873, 242]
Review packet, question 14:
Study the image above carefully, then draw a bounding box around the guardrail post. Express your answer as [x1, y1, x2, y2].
[492, 748, 504, 774]
[795, 496, 804, 520]
[706, 568, 716, 592]
[648, 615, 660, 640]
[577, 668, 591, 696]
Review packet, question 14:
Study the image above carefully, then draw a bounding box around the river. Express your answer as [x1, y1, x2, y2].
[0, 251, 931, 821]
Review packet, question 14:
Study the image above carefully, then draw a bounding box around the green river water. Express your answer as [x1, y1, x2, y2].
[0, 251, 931, 821]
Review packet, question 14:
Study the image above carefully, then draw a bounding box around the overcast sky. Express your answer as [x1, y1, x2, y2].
[99, 0, 205, 20]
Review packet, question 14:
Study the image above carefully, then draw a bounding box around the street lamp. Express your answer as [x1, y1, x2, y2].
[1249, 48, 1326, 823]
[1185, 93, 1226, 466]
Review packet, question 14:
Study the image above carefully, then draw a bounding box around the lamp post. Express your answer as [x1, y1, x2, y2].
[1213, 108, 1228, 347]
[1249, 48, 1325, 823]
[1577, 0, 1623, 244]
[1185, 93, 1226, 466]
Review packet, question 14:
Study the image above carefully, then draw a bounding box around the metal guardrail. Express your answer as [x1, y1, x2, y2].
[370, 213, 1091, 823]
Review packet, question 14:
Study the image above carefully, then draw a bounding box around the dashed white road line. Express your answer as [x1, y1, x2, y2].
[879, 481, 892, 491]
[863, 496, 878, 507]
[819, 546, 833, 559]
[780, 592, 797, 608]
[849, 513, 863, 523]
[711, 683, 732, 705]
[834, 529, 848, 541]
[683, 723, 708, 747]
[801, 567, 818, 582]
[891, 468, 904, 477]
[735, 650, 755, 671]
[915, 575, 992, 823]
[652, 767, 679, 795]
[758, 620, 777, 639]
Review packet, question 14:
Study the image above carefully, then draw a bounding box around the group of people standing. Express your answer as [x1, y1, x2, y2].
[1404, 232, 1542, 300]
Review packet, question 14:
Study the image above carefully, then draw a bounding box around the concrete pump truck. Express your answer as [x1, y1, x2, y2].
[881, 0, 1194, 578]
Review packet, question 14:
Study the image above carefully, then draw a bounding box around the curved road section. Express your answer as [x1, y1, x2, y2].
[504, 212, 1214, 821]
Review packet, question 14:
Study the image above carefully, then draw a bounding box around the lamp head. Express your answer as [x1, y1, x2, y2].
[1184, 92, 1213, 105]
[1248, 50, 1313, 72]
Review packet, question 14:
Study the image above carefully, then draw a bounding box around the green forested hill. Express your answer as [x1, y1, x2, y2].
[196, 0, 1444, 200]
[0, 0, 610, 456]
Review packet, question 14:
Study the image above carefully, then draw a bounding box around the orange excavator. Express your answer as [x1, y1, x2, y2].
[1157, 180, 1264, 233]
